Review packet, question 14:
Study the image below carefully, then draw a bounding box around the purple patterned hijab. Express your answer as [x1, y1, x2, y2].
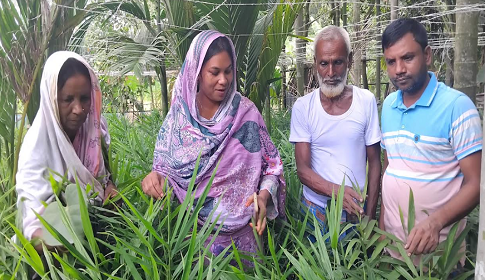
[152, 31, 285, 242]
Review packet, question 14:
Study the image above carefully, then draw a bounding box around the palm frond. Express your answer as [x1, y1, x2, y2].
[0, 62, 16, 181]
[247, 0, 304, 111]
[197, 0, 262, 93]
[104, 32, 166, 81]
[163, 0, 201, 65]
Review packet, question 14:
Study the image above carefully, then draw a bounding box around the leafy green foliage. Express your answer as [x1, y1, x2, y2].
[247, 0, 304, 111]
[0, 111, 477, 279]
[197, 0, 262, 93]
[38, 183, 88, 247]
[0, 0, 91, 123]
[0, 63, 16, 185]
[99, 76, 147, 114]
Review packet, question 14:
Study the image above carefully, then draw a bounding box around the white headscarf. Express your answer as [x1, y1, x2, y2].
[16, 51, 109, 240]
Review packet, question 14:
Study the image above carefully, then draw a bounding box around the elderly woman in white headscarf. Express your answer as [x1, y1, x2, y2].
[16, 51, 117, 249]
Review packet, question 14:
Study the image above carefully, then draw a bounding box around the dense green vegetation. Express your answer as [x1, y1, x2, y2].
[1, 0, 483, 278]
[0, 112, 477, 279]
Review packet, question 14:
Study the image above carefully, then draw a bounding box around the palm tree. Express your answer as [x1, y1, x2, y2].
[0, 63, 16, 185]
[75, 0, 206, 117]
[453, 0, 479, 102]
[0, 0, 91, 183]
[80, 0, 303, 119]
[245, 1, 303, 128]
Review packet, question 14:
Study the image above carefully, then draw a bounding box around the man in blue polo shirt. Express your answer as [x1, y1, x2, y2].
[379, 18, 481, 260]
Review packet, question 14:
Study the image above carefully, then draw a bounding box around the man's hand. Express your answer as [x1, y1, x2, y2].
[295, 142, 364, 216]
[142, 171, 165, 199]
[405, 216, 442, 255]
[341, 186, 364, 216]
[403, 151, 481, 256]
[245, 190, 271, 235]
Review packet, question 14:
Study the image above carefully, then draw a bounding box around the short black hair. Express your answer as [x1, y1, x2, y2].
[202, 36, 234, 67]
[57, 57, 91, 90]
[382, 18, 428, 52]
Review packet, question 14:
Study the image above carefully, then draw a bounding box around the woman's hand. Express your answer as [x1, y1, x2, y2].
[245, 189, 271, 236]
[104, 181, 122, 207]
[104, 181, 118, 200]
[142, 171, 165, 199]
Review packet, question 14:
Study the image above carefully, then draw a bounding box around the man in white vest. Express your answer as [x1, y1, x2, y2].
[290, 26, 382, 234]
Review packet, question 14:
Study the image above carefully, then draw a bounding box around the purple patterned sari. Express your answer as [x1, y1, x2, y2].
[152, 30, 285, 257]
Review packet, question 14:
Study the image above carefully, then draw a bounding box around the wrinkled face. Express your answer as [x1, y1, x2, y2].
[314, 38, 350, 98]
[57, 73, 91, 139]
[383, 32, 431, 95]
[198, 51, 234, 104]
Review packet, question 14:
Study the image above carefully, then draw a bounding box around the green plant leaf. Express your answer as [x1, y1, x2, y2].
[39, 184, 87, 246]
[398, 204, 407, 236]
[408, 187, 415, 234]
[6, 222, 45, 276]
[369, 239, 389, 263]
[395, 243, 418, 277]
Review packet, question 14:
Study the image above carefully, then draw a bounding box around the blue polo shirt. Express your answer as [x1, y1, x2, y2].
[381, 72, 482, 168]
[380, 71, 482, 252]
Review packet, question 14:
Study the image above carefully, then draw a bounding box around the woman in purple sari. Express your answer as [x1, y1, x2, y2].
[141, 30, 285, 257]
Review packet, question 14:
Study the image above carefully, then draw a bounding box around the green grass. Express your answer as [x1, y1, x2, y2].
[0, 110, 478, 279]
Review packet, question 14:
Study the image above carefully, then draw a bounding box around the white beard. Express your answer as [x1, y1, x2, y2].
[318, 70, 348, 98]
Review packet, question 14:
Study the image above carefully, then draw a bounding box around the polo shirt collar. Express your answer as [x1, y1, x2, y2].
[391, 72, 439, 110]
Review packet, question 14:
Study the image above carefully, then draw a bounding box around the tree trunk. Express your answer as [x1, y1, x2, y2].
[282, 68, 287, 109]
[444, 0, 455, 87]
[352, 1, 361, 87]
[149, 76, 155, 110]
[445, 53, 453, 86]
[482, 45, 485, 93]
[158, 66, 169, 116]
[330, 0, 335, 26]
[330, 0, 339, 26]
[140, 79, 144, 113]
[305, 2, 310, 36]
[335, 1, 340, 26]
[445, 0, 456, 23]
[157, 0, 169, 116]
[384, 82, 390, 97]
[265, 85, 271, 135]
[320, 3, 326, 27]
[296, 11, 305, 96]
[454, 0, 479, 103]
[342, 2, 347, 27]
[282, 45, 287, 110]
[391, 0, 398, 21]
[362, 57, 368, 89]
[121, 79, 125, 114]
